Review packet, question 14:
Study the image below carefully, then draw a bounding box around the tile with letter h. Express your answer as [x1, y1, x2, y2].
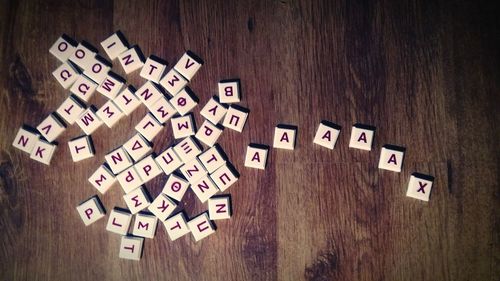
[76, 195, 106, 226]
[132, 212, 158, 239]
[218, 79, 241, 104]
[313, 120, 341, 150]
[406, 173, 434, 202]
[106, 207, 132, 235]
[349, 123, 375, 151]
[378, 144, 406, 173]
[273, 124, 297, 150]
[119, 235, 144, 261]
[244, 143, 269, 170]
[208, 195, 232, 220]
[68, 135, 95, 162]
[163, 211, 190, 241]
[187, 212, 216, 242]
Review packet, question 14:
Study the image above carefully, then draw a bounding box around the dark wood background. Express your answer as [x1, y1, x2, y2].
[0, 0, 498, 280]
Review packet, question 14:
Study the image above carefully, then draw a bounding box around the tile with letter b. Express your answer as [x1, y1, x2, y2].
[218, 79, 241, 104]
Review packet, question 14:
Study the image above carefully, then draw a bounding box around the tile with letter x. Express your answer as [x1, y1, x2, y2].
[406, 173, 434, 202]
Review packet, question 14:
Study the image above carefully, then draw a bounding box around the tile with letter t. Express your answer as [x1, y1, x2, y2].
[56, 95, 86, 125]
[162, 173, 190, 202]
[68, 41, 98, 71]
[198, 144, 227, 173]
[148, 193, 177, 221]
[135, 154, 163, 184]
[76, 106, 103, 135]
[30, 139, 57, 165]
[187, 212, 216, 242]
[123, 186, 151, 214]
[244, 143, 269, 170]
[113, 86, 141, 116]
[163, 211, 190, 241]
[208, 195, 232, 220]
[70, 74, 97, 103]
[116, 166, 143, 194]
[222, 105, 249, 133]
[195, 120, 223, 147]
[159, 68, 188, 96]
[12, 125, 39, 154]
[273, 124, 297, 150]
[100, 31, 129, 60]
[37, 113, 66, 143]
[76, 195, 106, 226]
[88, 164, 116, 194]
[104, 146, 133, 175]
[349, 123, 375, 151]
[200, 96, 228, 125]
[173, 136, 202, 163]
[173, 51, 203, 81]
[119, 235, 144, 261]
[96, 72, 125, 99]
[406, 173, 434, 202]
[68, 135, 94, 162]
[378, 145, 406, 172]
[190, 175, 219, 203]
[150, 96, 177, 124]
[118, 46, 145, 74]
[140, 55, 167, 83]
[96, 100, 124, 128]
[313, 121, 341, 150]
[106, 207, 132, 235]
[135, 113, 163, 142]
[171, 87, 199, 116]
[171, 114, 196, 139]
[218, 79, 241, 104]
[210, 163, 239, 192]
[155, 147, 183, 175]
[132, 212, 158, 239]
[52, 61, 80, 89]
[123, 133, 152, 162]
[49, 34, 77, 62]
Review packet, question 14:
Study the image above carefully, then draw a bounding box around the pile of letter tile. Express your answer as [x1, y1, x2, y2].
[12, 31, 434, 261]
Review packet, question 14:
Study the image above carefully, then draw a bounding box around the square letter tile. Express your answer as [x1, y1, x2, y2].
[378, 145, 406, 172]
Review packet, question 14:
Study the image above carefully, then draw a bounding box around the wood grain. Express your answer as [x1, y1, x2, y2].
[0, 0, 498, 280]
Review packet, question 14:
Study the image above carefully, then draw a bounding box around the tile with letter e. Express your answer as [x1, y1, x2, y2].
[208, 195, 232, 220]
[49, 34, 77, 62]
[162, 173, 189, 202]
[118, 46, 145, 74]
[123, 133, 152, 162]
[96, 100, 124, 128]
[190, 175, 219, 203]
[12, 126, 39, 154]
[173, 136, 202, 163]
[195, 120, 223, 147]
[273, 124, 297, 150]
[159, 68, 188, 96]
[96, 72, 125, 99]
[171, 114, 196, 139]
[200, 96, 228, 125]
[100, 31, 129, 60]
[135, 113, 163, 142]
[313, 121, 341, 150]
[37, 113, 66, 143]
[148, 193, 177, 221]
[113, 86, 141, 116]
[56, 95, 86, 125]
[30, 139, 57, 165]
[70, 74, 97, 103]
[76, 106, 103, 135]
[349, 123, 375, 151]
[88, 164, 116, 194]
[155, 147, 183, 175]
[406, 173, 434, 202]
[222, 105, 249, 133]
[76, 195, 105, 226]
[378, 145, 406, 172]
[119, 235, 144, 261]
[116, 166, 143, 194]
[52, 61, 80, 89]
[187, 212, 216, 242]
[106, 207, 132, 235]
[140, 55, 167, 83]
[210, 163, 239, 192]
[105, 146, 133, 175]
[68, 135, 94, 162]
[123, 186, 151, 214]
[132, 212, 158, 239]
[163, 211, 190, 241]
[173, 51, 203, 81]
[244, 143, 269, 170]
[171, 87, 199, 116]
[218, 79, 241, 104]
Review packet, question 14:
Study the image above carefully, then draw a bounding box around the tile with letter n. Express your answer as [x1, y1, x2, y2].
[208, 195, 232, 220]
[12, 125, 39, 154]
[118, 46, 145, 74]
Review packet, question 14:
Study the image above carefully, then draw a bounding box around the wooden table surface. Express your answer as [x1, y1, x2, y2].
[0, 0, 498, 280]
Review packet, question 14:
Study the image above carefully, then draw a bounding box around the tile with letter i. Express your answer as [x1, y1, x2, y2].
[49, 34, 77, 62]
[222, 105, 249, 133]
[198, 144, 227, 173]
[349, 123, 375, 151]
[187, 212, 216, 242]
[96, 72, 125, 99]
[135, 113, 163, 142]
[273, 124, 297, 150]
[195, 120, 223, 147]
[68, 135, 94, 162]
[173, 51, 203, 81]
[159, 68, 188, 96]
[208, 195, 232, 220]
[113, 86, 141, 116]
[191, 175, 219, 203]
[104, 146, 133, 174]
[155, 147, 183, 175]
[162, 173, 190, 202]
[140, 55, 167, 83]
[123, 133, 152, 162]
[119, 235, 144, 261]
[123, 186, 151, 214]
[132, 212, 158, 239]
[36, 113, 66, 142]
[406, 173, 434, 202]
[70, 74, 97, 103]
[173, 137, 202, 163]
[100, 31, 129, 60]
[12, 126, 39, 154]
[76, 106, 103, 135]
[244, 144, 269, 170]
[56, 95, 86, 125]
[76, 195, 106, 226]
[68, 41, 98, 71]
[88, 164, 116, 194]
[30, 139, 57, 165]
[116, 166, 143, 194]
[378, 144, 406, 173]
[106, 207, 132, 235]
[52, 61, 80, 89]
[118, 46, 145, 74]
[135, 154, 163, 184]
[171, 114, 196, 139]
[218, 79, 241, 104]
[96, 100, 124, 128]
[210, 163, 239, 192]
[150, 96, 177, 124]
[313, 121, 341, 150]
[148, 193, 177, 221]
[163, 211, 190, 241]
[200, 96, 228, 125]
[171, 87, 199, 116]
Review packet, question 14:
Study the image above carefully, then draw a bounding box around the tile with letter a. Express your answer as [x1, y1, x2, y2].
[171, 87, 198, 116]
[406, 173, 434, 202]
[132, 212, 158, 239]
[173, 136, 202, 163]
[52, 61, 79, 89]
[244, 144, 269, 170]
[135, 113, 163, 142]
[30, 139, 57, 165]
[118, 46, 145, 74]
[198, 145, 226, 173]
[218, 79, 241, 104]
[37, 113, 66, 142]
[123, 133, 152, 162]
[378, 145, 406, 172]
[49, 34, 76, 62]
[155, 147, 183, 175]
[119, 235, 144, 261]
[68, 135, 94, 162]
[140, 55, 167, 83]
[12, 126, 39, 154]
[187, 212, 216, 242]
[163, 212, 190, 241]
[208, 195, 232, 220]
[222, 105, 249, 133]
[56, 95, 86, 125]
[159, 68, 188, 96]
[200, 96, 228, 125]
[273, 124, 297, 150]
[195, 120, 223, 147]
[190, 175, 219, 203]
[123, 186, 151, 214]
[88, 164, 116, 194]
[76, 195, 106, 226]
[113, 86, 141, 116]
[100, 31, 128, 60]
[136, 81, 164, 109]
[313, 121, 341, 150]
[83, 55, 112, 84]
[149, 193, 177, 221]
[76, 107, 103, 135]
[70, 74, 97, 103]
[171, 114, 196, 139]
[162, 173, 189, 202]
[105, 146, 133, 175]
[173, 51, 203, 81]
[348, 123, 375, 151]
[106, 207, 132, 235]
